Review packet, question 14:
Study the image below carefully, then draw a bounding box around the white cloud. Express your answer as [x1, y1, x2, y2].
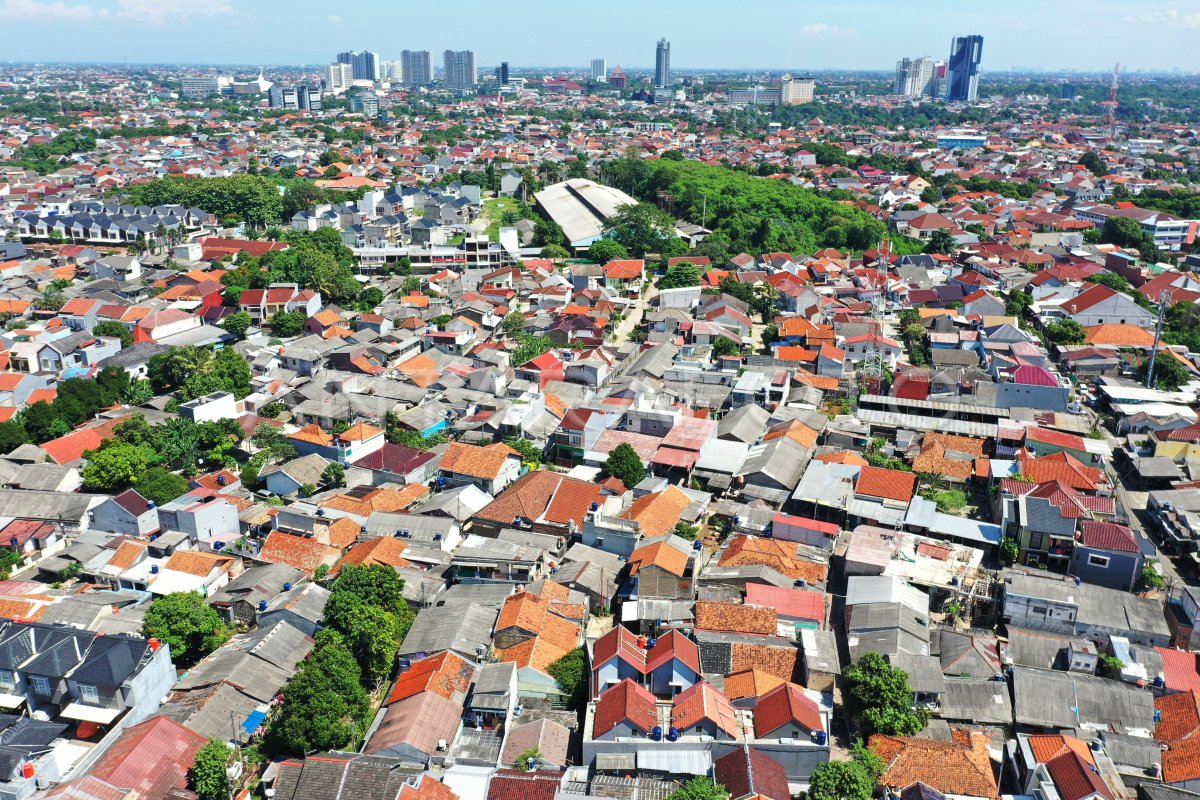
[117, 0, 232, 24]
[326, 13, 344, 25]
[800, 22, 856, 36]
[0, 0, 96, 20]
[1122, 8, 1200, 27]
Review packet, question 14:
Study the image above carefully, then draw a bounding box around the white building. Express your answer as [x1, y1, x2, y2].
[324, 62, 354, 94]
[591, 58, 607, 83]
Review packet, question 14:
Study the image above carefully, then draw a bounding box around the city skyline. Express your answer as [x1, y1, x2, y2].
[1, 0, 1199, 71]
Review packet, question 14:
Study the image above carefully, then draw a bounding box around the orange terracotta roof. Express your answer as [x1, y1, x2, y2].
[722, 668, 788, 701]
[620, 485, 691, 538]
[628, 541, 689, 578]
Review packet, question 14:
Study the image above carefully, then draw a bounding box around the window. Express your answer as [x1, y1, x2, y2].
[30, 676, 50, 696]
[0, 671, 13, 690]
[1031, 605, 1048, 615]
[1088, 554, 1110, 568]
[78, 684, 99, 704]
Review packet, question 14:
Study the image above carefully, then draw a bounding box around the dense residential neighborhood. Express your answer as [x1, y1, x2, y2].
[0, 29, 1199, 800]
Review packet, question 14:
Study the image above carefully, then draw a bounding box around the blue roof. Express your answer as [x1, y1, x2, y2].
[241, 708, 267, 733]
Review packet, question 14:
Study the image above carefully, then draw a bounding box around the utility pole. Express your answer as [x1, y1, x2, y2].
[1144, 290, 1172, 388]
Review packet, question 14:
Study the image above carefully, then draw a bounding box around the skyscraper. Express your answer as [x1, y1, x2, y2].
[334, 51, 379, 81]
[401, 50, 432, 85]
[352, 51, 380, 82]
[780, 75, 815, 105]
[946, 35, 983, 102]
[654, 38, 670, 88]
[497, 61, 510, 85]
[443, 50, 477, 88]
[893, 56, 936, 97]
[591, 58, 607, 83]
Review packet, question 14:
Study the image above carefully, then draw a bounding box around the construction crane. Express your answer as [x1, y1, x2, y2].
[1100, 62, 1120, 142]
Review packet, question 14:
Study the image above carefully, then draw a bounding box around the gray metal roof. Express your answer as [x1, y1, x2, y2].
[399, 603, 497, 660]
[1011, 666, 1154, 732]
[888, 654, 946, 694]
[939, 677, 1013, 724]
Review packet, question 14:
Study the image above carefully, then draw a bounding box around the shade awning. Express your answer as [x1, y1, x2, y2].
[60, 703, 121, 724]
[0, 693, 25, 709]
[595, 752, 636, 771]
[638, 747, 712, 775]
[651, 447, 699, 469]
[242, 706, 268, 733]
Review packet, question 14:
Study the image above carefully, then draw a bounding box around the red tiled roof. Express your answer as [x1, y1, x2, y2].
[714, 746, 792, 800]
[745, 584, 824, 623]
[1045, 752, 1113, 800]
[1078, 521, 1137, 553]
[671, 681, 740, 739]
[385, 651, 476, 706]
[753, 682, 823, 737]
[485, 770, 564, 800]
[855, 465, 917, 503]
[592, 678, 657, 737]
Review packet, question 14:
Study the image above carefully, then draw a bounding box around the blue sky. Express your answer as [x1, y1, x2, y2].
[1, 0, 1198, 71]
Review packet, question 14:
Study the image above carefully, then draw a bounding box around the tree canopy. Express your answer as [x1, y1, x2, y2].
[843, 652, 930, 736]
[602, 202, 683, 257]
[142, 591, 231, 667]
[600, 157, 886, 254]
[190, 739, 232, 800]
[602, 442, 646, 489]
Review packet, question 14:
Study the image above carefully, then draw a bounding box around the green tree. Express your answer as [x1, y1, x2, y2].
[515, 747, 543, 771]
[807, 741, 885, 800]
[666, 777, 728, 800]
[357, 286, 384, 311]
[134, 468, 191, 506]
[843, 652, 929, 736]
[265, 631, 371, 756]
[210, 346, 253, 400]
[270, 310, 307, 338]
[924, 229, 957, 255]
[547, 647, 588, 710]
[1141, 353, 1191, 391]
[710, 336, 742, 358]
[504, 437, 543, 465]
[1101, 216, 1155, 252]
[658, 261, 701, 289]
[602, 442, 645, 489]
[219, 311, 252, 340]
[1000, 535, 1019, 565]
[1140, 561, 1165, 590]
[93, 321, 133, 348]
[327, 564, 406, 613]
[251, 423, 297, 463]
[587, 239, 629, 263]
[0, 551, 22, 581]
[533, 217, 565, 248]
[190, 739, 231, 800]
[502, 311, 526, 337]
[510, 333, 553, 367]
[540, 244, 570, 259]
[322, 462, 346, 487]
[0, 421, 28, 455]
[142, 591, 231, 666]
[1005, 289, 1033, 318]
[1043, 319, 1087, 346]
[82, 443, 154, 492]
[604, 202, 677, 257]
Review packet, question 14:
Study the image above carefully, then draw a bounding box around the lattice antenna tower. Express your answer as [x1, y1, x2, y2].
[861, 239, 892, 392]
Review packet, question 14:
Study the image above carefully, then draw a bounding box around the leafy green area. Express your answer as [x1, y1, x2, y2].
[601, 156, 886, 254]
[843, 651, 930, 735]
[547, 647, 587, 710]
[142, 592, 232, 667]
[190, 739, 232, 800]
[602, 442, 646, 489]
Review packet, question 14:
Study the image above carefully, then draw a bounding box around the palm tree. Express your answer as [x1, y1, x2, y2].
[917, 471, 948, 496]
[173, 346, 214, 377]
[157, 417, 201, 471]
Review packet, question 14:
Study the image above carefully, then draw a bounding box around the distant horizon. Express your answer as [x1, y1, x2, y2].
[1, 0, 1199, 71]
[3, 61, 1196, 79]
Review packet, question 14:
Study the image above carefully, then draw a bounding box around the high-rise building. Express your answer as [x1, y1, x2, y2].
[401, 50, 432, 85]
[946, 35, 983, 102]
[780, 75, 815, 105]
[350, 92, 379, 116]
[443, 50, 477, 88]
[352, 51, 380, 81]
[1060, 81, 1077, 100]
[893, 56, 936, 97]
[609, 65, 627, 89]
[181, 76, 231, 98]
[269, 84, 321, 111]
[591, 58, 607, 83]
[380, 60, 402, 82]
[497, 62, 510, 85]
[654, 38, 671, 88]
[324, 62, 354, 94]
[930, 62, 947, 97]
[335, 51, 380, 81]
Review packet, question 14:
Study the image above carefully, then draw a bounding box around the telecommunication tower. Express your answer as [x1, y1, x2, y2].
[1101, 62, 1120, 141]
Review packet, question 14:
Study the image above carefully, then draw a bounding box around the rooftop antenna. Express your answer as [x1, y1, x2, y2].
[859, 238, 891, 399]
[1101, 62, 1120, 142]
